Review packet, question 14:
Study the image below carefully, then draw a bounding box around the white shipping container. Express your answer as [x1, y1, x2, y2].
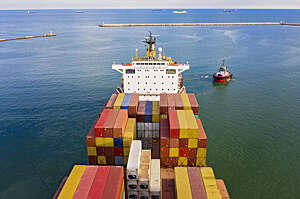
[150, 159, 161, 198]
[128, 190, 139, 199]
[127, 179, 138, 191]
[127, 140, 142, 180]
[145, 123, 150, 131]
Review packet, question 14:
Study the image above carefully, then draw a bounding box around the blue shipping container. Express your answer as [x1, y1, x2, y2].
[121, 94, 132, 109]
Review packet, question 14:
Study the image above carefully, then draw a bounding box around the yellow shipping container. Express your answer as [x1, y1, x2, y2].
[196, 157, 206, 167]
[103, 137, 114, 147]
[113, 93, 125, 109]
[124, 156, 128, 165]
[124, 118, 136, 140]
[177, 110, 189, 138]
[160, 114, 168, 119]
[188, 139, 198, 148]
[181, 94, 192, 110]
[178, 157, 188, 166]
[95, 137, 105, 147]
[200, 167, 215, 178]
[58, 165, 87, 199]
[174, 167, 192, 199]
[123, 147, 130, 156]
[184, 110, 199, 138]
[87, 147, 97, 156]
[169, 148, 179, 157]
[97, 156, 106, 165]
[206, 190, 222, 199]
[197, 148, 207, 157]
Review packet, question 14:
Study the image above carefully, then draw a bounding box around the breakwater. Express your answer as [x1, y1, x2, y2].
[0, 33, 56, 42]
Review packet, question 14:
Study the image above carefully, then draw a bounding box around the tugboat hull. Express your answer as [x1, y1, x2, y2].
[213, 73, 232, 82]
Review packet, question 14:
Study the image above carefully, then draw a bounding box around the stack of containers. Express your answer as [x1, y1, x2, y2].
[160, 168, 176, 199]
[136, 101, 160, 159]
[127, 140, 142, 199]
[216, 179, 230, 199]
[150, 159, 161, 199]
[160, 109, 207, 167]
[138, 150, 151, 198]
[54, 165, 124, 199]
[174, 167, 227, 199]
[105, 93, 139, 117]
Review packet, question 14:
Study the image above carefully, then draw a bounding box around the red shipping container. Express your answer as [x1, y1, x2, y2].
[179, 148, 188, 157]
[169, 157, 178, 167]
[87, 166, 110, 199]
[195, 119, 207, 148]
[187, 93, 199, 115]
[102, 166, 124, 199]
[167, 94, 176, 110]
[162, 179, 176, 199]
[88, 156, 98, 165]
[216, 179, 230, 199]
[188, 148, 197, 157]
[128, 93, 139, 117]
[96, 147, 105, 156]
[106, 156, 115, 165]
[188, 157, 197, 167]
[137, 101, 146, 122]
[114, 147, 123, 156]
[106, 94, 118, 109]
[94, 109, 111, 137]
[86, 118, 99, 147]
[104, 147, 114, 157]
[168, 110, 179, 138]
[103, 109, 119, 137]
[151, 142, 160, 159]
[170, 138, 179, 148]
[160, 93, 168, 114]
[53, 176, 68, 199]
[73, 166, 98, 199]
[113, 109, 128, 138]
[160, 147, 169, 157]
[179, 138, 188, 148]
[160, 157, 170, 168]
[175, 94, 183, 110]
[187, 167, 207, 199]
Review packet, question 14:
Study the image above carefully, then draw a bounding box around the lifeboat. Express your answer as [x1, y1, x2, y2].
[213, 60, 232, 82]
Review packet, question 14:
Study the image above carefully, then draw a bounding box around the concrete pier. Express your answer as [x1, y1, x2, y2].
[99, 22, 300, 27]
[0, 34, 56, 42]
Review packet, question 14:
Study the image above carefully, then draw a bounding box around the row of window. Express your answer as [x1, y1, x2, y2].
[127, 75, 175, 79]
[127, 88, 177, 91]
[134, 62, 167, 66]
[128, 82, 175, 85]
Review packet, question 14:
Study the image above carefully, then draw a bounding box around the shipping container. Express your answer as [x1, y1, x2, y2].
[160, 94, 168, 114]
[181, 94, 192, 110]
[113, 109, 128, 138]
[53, 177, 68, 199]
[161, 168, 176, 199]
[114, 93, 126, 109]
[103, 109, 120, 137]
[152, 101, 160, 123]
[128, 93, 139, 117]
[187, 94, 199, 115]
[121, 94, 132, 109]
[94, 109, 111, 137]
[137, 101, 146, 122]
[167, 94, 176, 110]
[168, 110, 179, 138]
[174, 167, 192, 199]
[138, 150, 151, 190]
[145, 101, 153, 122]
[175, 94, 184, 110]
[127, 140, 142, 180]
[123, 118, 136, 147]
[86, 118, 99, 147]
[195, 118, 207, 148]
[106, 94, 118, 109]
[216, 179, 230, 199]
[176, 110, 188, 139]
[187, 167, 207, 199]
[102, 166, 124, 199]
[150, 159, 161, 198]
[184, 110, 199, 138]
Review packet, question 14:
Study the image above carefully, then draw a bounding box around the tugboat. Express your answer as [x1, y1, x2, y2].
[213, 60, 232, 82]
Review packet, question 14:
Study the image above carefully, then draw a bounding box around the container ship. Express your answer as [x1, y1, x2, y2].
[53, 32, 230, 199]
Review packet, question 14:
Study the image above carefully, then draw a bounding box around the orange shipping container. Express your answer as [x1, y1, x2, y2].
[106, 94, 118, 109]
[128, 93, 139, 117]
[167, 94, 176, 110]
[216, 179, 230, 199]
[195, 119, 207, 148]
[113, 110, 128, 138]
[103, 109, 119, 137]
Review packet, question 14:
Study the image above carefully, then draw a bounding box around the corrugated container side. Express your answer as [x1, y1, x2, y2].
[216, 179, 230, 199]
[150, 159, 161, 197]
[58, 165, 87, 199]
[160, 93, 168, 114]
[187, 93, 199, 115]
[195, 118, 207, 148]
[127, 140, 142, 180]
[175, 94, 184, 110]
[106, 94, 118, 109]
[121, 94, 132, 109]
[176, 110, 188, 139]
[72, 166, 98, 199]
[86, 118, 99, 146]
[145, 101, 153, 122]
[88, 156, 97, 165]
[113, 110, 128, 138]
[128, 93, 139, 117]
[137, 101, 146, 122]
[174, 167, 192, 199]
[94, 109, 111, 137]
[152, 101, 160, 123]
[53, 177, 68, 199]
[181, 94, 192, 110]
[161, 169, 176, 199]
[138, 150, 151, 190]
[87, 166, 110, 199]
[113, 93, 125, 109]
[123, 118, 136, 148]
[102, 166, 124, 199]
[187, 167, 207, 199]
[167, 94, 176, 110]
[103, 109, 120, 137]
[184, 110, 199, 138]
[168, 110, 179, 138]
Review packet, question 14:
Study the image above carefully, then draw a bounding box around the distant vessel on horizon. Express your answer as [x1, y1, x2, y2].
[76, 10, 88, 13]
[172, 10, 187, 14]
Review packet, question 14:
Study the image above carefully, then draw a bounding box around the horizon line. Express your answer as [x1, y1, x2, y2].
[1, 8, 300, 10]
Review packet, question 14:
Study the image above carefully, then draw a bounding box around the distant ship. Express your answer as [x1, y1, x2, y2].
[223, 9, 233, 13]
[173, 10, 187, 14]
[76, 10, 88, 13]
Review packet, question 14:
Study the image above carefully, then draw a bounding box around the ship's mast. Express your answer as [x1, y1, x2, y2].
[142, 31, 157, 59]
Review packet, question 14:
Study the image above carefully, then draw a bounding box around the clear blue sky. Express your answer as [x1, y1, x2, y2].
[1, 0, 300, 9]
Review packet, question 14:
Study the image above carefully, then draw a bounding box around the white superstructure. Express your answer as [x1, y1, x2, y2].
[112, 32, 189, 94]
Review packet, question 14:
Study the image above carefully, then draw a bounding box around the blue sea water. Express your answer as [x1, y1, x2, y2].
[0, 9, 300, 198]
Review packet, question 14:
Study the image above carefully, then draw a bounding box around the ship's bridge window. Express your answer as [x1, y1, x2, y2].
[141, 63, 144, 65]
[153, 63, 156, 65]
[145, 63, 149, 65]
[166, 69, 176, 74]
[126, 69, 135, 74]
[137, 63, 140, 65]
